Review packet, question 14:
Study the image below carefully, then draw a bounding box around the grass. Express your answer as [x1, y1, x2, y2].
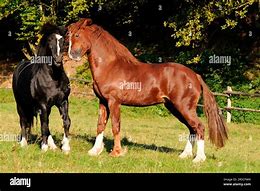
[0, 88, 259, 173]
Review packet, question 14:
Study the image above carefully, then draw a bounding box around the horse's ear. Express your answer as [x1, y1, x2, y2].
[58, 26, 67, 36]
[82, 18, 92, 26]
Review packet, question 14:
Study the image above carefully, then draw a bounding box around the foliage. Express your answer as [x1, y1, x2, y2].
[65, 0, 105, 23]
[164, 0, 255, 48]
[0, 0, 23, 20]
[0, 0, 105, 57]
[75, 61, 92, 84]
[230, 97, 260, 124]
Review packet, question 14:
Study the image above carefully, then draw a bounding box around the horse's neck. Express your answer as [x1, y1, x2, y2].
[37, 44, 48, 56]
[89, 33, 138, 68]
[34, 46, 63, 80]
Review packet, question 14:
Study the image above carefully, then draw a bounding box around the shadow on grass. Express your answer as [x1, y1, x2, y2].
[27, 134, 62, 148]
[75, 134, 181, 154]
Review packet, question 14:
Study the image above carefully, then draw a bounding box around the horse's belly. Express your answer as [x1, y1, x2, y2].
[119, 89, 165, 106]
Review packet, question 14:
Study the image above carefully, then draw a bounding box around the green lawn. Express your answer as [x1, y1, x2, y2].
[0, 88, 259, 172]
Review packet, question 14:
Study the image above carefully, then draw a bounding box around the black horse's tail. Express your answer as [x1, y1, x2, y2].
[197, 74, 228, 148]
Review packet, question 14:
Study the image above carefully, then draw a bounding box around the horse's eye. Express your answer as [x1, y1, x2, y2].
[75, 34, 79, 37]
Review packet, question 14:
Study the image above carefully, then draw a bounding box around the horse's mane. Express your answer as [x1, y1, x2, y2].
[90, 24, 139, 65]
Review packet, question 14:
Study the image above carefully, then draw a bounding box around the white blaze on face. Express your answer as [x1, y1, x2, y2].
[55, 34, 63, 56]
[68, 33, 73, 59]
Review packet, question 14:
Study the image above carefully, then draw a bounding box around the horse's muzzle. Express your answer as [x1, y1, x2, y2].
[69, 49, 82, 61]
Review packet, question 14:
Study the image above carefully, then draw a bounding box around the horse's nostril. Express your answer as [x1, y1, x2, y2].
[71, 49, 81, 57]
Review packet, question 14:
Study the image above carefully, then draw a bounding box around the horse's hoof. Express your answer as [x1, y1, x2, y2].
[61, 144, 70, 153]
[41, 144, 48, 152]
[179, 151, 193, 159]
[109, 147, 127, 157]
[47, 135, 57, 150]
[49, 144, 57, 150]
[62, 150, 70, 155]
[88, 143, 104, 156]
[192, 155, 206, 163]
[20, 137, 28, 147]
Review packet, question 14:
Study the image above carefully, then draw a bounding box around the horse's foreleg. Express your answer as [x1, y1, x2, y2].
[40, 106, 51, 152]
[88, 100, 109, 156]
[108, 99, 126, 157]
[59, 100, 71, 153]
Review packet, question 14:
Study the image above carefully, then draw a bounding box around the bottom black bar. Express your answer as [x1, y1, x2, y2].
[0, 173, 259, 190]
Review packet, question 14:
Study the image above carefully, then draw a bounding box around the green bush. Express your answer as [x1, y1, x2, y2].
[75, 61, 92, 85]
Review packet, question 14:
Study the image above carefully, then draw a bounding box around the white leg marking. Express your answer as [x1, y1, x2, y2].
[41, 142, 48, 152]
[179, 139, 193, 159]
[61, 134, 70, 153]
[20, 137, 28, 147]
[193, 140, 206, 163]
[47, 135, 57, 150]
[55, 34, 62, 56]
[88, 132, 104, 156]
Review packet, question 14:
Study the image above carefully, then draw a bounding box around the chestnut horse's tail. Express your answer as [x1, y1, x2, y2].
[197, 74, 228, 148]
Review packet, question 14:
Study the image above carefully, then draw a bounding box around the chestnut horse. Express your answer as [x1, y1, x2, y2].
[67, 18, 228, 162]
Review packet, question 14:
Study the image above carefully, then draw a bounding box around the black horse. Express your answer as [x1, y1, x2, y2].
[12, 24, 71, 153]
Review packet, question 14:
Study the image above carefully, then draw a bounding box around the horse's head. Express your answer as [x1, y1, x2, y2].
[67, 18, 93, 61]
[39, 24, 66, 67]
[47, 32, 65, 66]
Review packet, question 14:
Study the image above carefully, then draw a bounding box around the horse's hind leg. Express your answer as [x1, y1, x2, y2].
[184, 112, 206, 163]
[164, 102, 195, 158]
[88, 99, 109, 156]
[59, 100, 71, 153]
[165, 100, 206, 162]
[17, 105, 31, 147]
[19, 118, 29, 147]
[177, 107, 206, 162]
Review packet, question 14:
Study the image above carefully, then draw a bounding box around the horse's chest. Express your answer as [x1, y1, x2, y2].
[31, 77, 67, 103]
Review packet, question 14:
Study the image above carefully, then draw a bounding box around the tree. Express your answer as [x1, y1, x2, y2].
[164, 0, 256, 48]
[0, 0, 105, 59]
